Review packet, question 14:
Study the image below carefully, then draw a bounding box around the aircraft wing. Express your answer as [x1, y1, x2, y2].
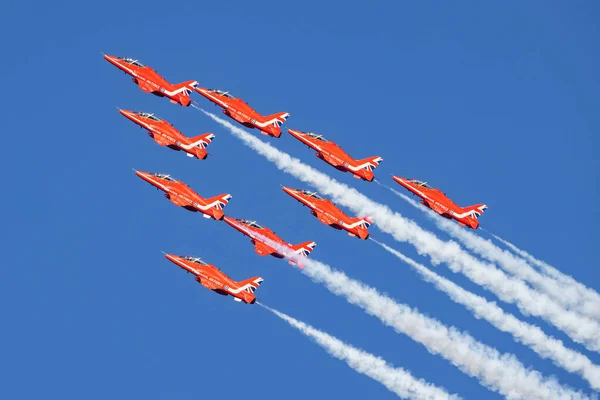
[254, 241, 275, 256]
[137, 79, 155, 93]
[227, 110, 247, 124]
[430, 203, 446, 215]
[168, 194, 188, 207]
[152, 135, 170, 146]
[320, 152, 343, 168]
[199, 278, 220, 291]
[315, 210, 338, 226]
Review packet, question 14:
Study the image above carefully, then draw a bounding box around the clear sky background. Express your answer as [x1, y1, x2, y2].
[1, 1, 598, 399]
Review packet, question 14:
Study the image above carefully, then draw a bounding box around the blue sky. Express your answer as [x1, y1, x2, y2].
[1, 1, 598, 399]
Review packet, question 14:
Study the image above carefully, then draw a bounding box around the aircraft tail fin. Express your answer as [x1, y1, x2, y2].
[204, 193, 232, 220]
[351, 215, 373, 229]
[290, 241, 317, 258]
[173, 80, 199, 96]
[237, 276, 264, 294]
[356, 156, 383, 172]
[188, 133, 215, 149]
[262, 112, 290, 128]
[206, 193, 232, 210]
[461, 204, 488, 219]
[347, 216, 372, 239]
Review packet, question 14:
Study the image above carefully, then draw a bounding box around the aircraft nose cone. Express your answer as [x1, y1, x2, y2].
[392, 176, 405, 184]
[164, 253, 178, 262]
[281, 186, 295, 196]
[103, 54, 117, 63]
[134, 170, 151, 182]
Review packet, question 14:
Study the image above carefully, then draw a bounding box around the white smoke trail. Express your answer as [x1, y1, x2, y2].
[370, 238, 600, 391]
[200, 109, 600, 352]
[259, 304, 461, 400]
[299, 257, 588, 399]
[489, 232, 600, 314]
[385, 185, 600, 321]
[237, 230, 588, 400]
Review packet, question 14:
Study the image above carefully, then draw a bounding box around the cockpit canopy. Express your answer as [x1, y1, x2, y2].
[304, 132, 329, 142]
[300, 189, 323, 200]
[412, 179, 433, 189]
[153, 173, 178, 182]
[210, 89, 236, 99]
[137, 112, 161, 121]
[239, 219, 264, 229]
[183, 256, 208, 265]
[117, 57, 145, 67]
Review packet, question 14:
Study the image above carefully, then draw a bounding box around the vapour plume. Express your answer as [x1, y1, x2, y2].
[490, 232, 600, 318]
[259, 303, 461, 400]
[386, 184, 600, 321]
[200, 109, 600, 353]
[236, 228, 588, 400]
[371, 238, 600, 391]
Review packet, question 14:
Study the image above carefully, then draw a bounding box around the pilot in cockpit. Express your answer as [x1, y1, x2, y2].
[118, 57, 146, 67]
[154, 173, 178, 182]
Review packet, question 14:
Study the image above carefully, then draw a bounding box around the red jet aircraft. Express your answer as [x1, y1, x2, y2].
[392, 176, 488, 229]
[288, 129, 383, 182]
[104, 54, 198, 107]
[223, 217, 316, 267]
[135, 171, 231, 220]
[165, 253, 263, 304]
[120, 109, 214, 160]
[282, 187, 371, 240]
[195, 87, 290, 138]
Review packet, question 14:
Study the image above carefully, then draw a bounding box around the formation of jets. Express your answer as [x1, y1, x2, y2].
[105, 54, 488, 304]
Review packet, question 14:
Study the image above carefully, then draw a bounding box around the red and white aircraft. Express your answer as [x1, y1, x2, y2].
[288, 129, 383, 182]
[104, 54, 198, 107]
[165, 253, 263, 304]
[195, 87, 290, 138]
[282, 187, 371, 240]
[223, 217, 316, 267]
[135, 171, 231, 220]
[120, 110, 214, 160]
[392, 176, 488, 229]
